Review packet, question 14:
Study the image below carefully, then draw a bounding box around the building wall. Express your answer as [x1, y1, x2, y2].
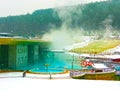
[34, 45, 39, 63]
[28, 45, 39, 66]
[8, 45, 28, 69]
[28, 45, 34, 65]
[0, 45, 9, 69]
[8, 45, 17, 69]
[8, 45, 16, 69]
[16, 45, 28, 69]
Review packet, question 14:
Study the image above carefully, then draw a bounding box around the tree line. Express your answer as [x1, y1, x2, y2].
[0, 0, 120, 37]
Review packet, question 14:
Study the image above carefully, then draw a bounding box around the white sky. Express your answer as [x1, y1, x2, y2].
[0, 0, 105, 17]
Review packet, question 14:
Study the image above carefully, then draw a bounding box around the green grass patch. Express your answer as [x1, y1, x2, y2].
[71, 40, 120, 54]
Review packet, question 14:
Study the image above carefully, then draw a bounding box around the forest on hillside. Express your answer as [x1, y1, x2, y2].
[0, 0, 120, 37]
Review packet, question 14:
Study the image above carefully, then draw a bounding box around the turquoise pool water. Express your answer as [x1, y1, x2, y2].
[30, 51, 83, 73]
[27, 51, 120, 74]
[115, 66, 120, 70]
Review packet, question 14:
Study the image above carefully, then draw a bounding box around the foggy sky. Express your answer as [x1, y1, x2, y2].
[0, 0, 105, 17]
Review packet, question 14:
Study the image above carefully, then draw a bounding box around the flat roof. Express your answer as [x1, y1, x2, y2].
[0, 38, 51, 46]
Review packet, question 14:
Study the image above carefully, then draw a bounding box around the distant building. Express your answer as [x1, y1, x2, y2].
[0, 33, 14, 37]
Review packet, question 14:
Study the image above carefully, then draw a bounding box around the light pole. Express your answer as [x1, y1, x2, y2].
[44, 63, 52, 79]
[72, 52, 75, 70]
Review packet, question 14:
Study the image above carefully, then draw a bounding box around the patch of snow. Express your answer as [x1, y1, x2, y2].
[0, 77, 120, 90]
[93, 63, 108, 68]
[64, 41, 92, 51]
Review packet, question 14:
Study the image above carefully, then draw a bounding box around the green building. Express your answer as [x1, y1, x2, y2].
[0, 36, 50, 70]
[28, 45, 39, 66]
[8, 45, 28, 69]
[0, 45, 9, 69]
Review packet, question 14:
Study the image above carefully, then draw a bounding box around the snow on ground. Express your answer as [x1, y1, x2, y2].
[0, 77, 120, 90]
[102, 45, 120, 54]
[0, 72, 120, 90]
[64, 40, 92, 51]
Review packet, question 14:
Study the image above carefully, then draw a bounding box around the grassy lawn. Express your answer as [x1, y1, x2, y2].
[70, 40, 120, 54]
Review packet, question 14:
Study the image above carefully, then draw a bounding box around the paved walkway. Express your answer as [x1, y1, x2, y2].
[0, 72, 71, 79]
[26, 72, 71, 79]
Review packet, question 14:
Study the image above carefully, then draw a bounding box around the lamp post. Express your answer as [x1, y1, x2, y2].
[72, 48, 75, 70]
[44, 63, 52, 79]
[72, 61, 74, 70]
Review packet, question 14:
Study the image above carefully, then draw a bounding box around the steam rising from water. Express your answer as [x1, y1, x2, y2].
[42, 6, 85, 50]
[42, 28, 85, 50]
[102, 15, 113, 39]
[56, 6, 82, 28]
